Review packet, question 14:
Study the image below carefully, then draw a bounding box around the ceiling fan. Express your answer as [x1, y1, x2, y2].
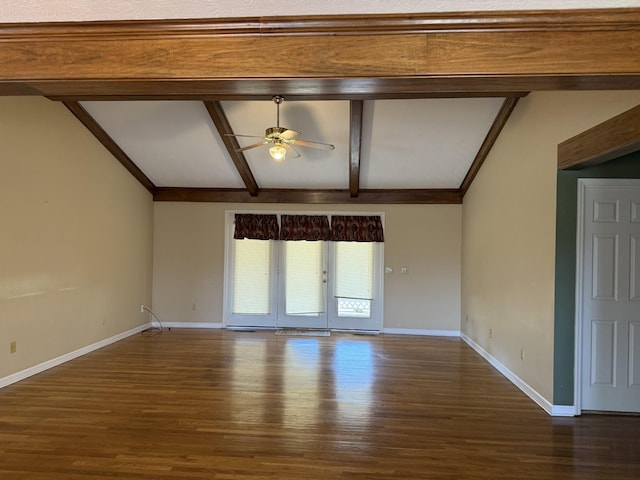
[227, 95, 335, 161]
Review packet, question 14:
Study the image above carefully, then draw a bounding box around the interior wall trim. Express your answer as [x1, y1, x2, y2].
[0, 324, 149, 390]
[2, 9, 638, 38]
[382, 328, 460, 337]
[460, 333, 574, 416]
[162, 322, 224, 329]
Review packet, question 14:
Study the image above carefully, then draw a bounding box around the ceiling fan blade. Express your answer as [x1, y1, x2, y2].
[235, 140, 271, 152]
[288, 138, 335, 150]
[283, 143, 301, 158]
[225, 133, 267, 139]
[279, 129, 300, 140]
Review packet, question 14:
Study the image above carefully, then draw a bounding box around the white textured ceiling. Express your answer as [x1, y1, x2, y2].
[80, 98, 505, 191]
[363, 98, 504, 189]
[1, 0, 639, 22]
[81, 101, 244, 188]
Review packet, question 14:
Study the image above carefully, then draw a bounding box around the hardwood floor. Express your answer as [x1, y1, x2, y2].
[1, 329, 639, 479]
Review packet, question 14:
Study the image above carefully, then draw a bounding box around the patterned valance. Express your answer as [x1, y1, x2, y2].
[233, 214, 383, 242]
[233, 214, 279, 240]
[330, 215, 384, 242]
[280, 215, 331, 241]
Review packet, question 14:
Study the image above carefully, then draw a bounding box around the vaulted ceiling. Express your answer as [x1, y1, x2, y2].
[1, 4, 639, 204]
[63, 95, 520, 204]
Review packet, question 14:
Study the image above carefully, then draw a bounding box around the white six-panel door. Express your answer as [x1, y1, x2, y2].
[579, 179, 640, 413]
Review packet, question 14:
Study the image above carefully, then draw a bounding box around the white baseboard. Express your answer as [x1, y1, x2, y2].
[551, 405, 577, 416]
[0, 323, 150, 389]
[161, 322, 223, 329]
[460, 333, 575, 417]
[383, 328, 460, 337]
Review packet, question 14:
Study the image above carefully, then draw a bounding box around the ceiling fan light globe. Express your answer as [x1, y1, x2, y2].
[269, 144, 287, 161]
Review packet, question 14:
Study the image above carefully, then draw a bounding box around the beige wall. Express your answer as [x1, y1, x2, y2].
[153, 203, 462, 331]
[461, 91, 640, 402]
[0, 97, 154, 379]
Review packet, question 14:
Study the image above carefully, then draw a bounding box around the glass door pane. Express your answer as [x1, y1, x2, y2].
[277, 241, 328, 329]
[227, 238, 277, 328]
[329, 241, 382, 331]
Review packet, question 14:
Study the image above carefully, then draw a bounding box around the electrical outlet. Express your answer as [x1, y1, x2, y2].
[140, 305, 145, 313]
[10, 341, 16, 354]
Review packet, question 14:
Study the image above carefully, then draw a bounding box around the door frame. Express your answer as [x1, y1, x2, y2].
[574, 178, 640, 415]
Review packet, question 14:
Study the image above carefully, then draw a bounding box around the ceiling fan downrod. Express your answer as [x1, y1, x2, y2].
[272, 95, 284, 128]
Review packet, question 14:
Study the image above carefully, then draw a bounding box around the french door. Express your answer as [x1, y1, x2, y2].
[225, 214, 382, 331]
[276, 240, 328, 329]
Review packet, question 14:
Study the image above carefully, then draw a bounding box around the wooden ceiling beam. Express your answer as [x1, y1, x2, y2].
[203, 101, 259, 196]
[1, 10, 639, 99]
[558, 103, 640, 170]
[460, 96, 521, 196]
[44, 89, 533, 102]
[62, 101, 156, 193]
[349, 100, 364, 198]
[154, 188, 462, 204]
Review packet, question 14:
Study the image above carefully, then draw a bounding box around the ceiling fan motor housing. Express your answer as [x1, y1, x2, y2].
[266, 126, 287, 138]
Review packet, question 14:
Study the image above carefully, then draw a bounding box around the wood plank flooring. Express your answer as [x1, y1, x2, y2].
[1, 329, 639, 479]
